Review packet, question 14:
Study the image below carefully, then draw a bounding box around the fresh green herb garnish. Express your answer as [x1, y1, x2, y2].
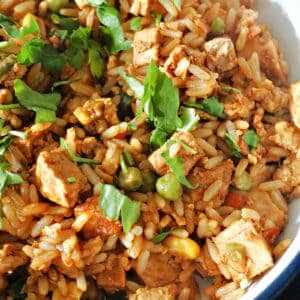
[14, 79, 61, 123]
[88, 40, 106, 78]
[0, 103, 21, 110]
[176, 140, 197, 154]
[67, 176, 76, 183]
[0, 135, 11, 156]
[130, 17, 142, 31]
[52, 78, 80, 91]
[161, 142, 196, 189]
[225, 133, 242, 158]
[60, 138, 98, 164]
[124, 149, 134, 166]
[119, 69, 144, 99]
[153, 228, 181, 243]
[51, 14, 79, 31]
[150, 12, 162, 27]
[8, 130, 27, 139]
[184, 97, 226, 119]
[93, 2, 131, 54]
[242, 129, 259, 149]
[142, 61, 182, 146]
[211, 17, 225, 35]
[99, 184, 140, 233]
[172, 0, 181, 10]
[178, 107, 200, 132]
[0, 14, 40, 38]
[0, 169, 23, 196]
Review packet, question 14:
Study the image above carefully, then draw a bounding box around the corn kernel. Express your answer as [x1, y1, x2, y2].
[164, 236, 200, 259]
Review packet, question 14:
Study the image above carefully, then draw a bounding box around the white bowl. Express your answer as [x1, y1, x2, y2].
[200, 1, 300, 299]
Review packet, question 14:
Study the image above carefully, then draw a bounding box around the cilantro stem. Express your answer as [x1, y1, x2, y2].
[0, 104, 21, 110]
[124, 149, 134, 166]
[120, 154, 128, 175]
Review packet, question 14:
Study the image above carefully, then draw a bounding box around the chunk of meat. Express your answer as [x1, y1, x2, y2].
[204, 37, 237, 73]
[246, 80, 290, 113]
[290, 82, 300, 128]
[187, 160, 234, 209]
[73, 98, 119, 135]
[269, 121, 300, 153]
[74, 196, 121, 239]
[196, 241, 221, 277]
[35, 149, 88, 208]
[239, 26, 287, 86]
[148, 132, 204, 176]
[13, 123, 55, 162]
[133, 28, 160, 66]
[273, 155, 300, 197]
[249, 164, 276, 187]
[247, 189, 286, 239]
[129, 285, 176, 300]
[164, 46, 190, 79]
[213, 219, 273, 280]
[223, 93, 254, 120]
[132, 253, 181, 288]
[96, 254, 126, 292]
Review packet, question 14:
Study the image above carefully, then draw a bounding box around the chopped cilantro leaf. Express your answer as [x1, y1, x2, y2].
[130, 17, 142, 31]
[225, 133, 243, 158]
[119, 69, 144, 99]
[67, 176, 76, 183]
[51, 13, 79, 31]
[99, 184, 140, 233]
[153, 228, 181, 243]
[0, 169, 23, 196]
[60, 138, 98, 164]
[88, 40, 105, 78]
[178, 107, 200, 132]
[14, 79, 61, 123]
[242, 129, 259, 149]
[95, 3, 131, 54]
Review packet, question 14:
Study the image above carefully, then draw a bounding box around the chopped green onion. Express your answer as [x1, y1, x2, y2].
[153, 228, 181, 243]
[233, 171, 252, 191]
[67, 176, 76, 183]
[0, 103, 22, 110]
[211, 17, 225, 35]
[242, 129, 259, 149]
[225, 133, 243, 158]
[8, 130, 27, 139]
[129, 17, 142, 31]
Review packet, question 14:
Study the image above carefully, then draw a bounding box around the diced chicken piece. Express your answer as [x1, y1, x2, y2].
[73, 98, 119, 135]
[273, 155, 300, 197]
[96, 254, 126, 292]
[269, 121, 300, 153]
[74, 0, 88, 9]
[130, 0, 151, 16]
[239, 26, 287, 86]
[187, 160, 234, 208]
[290, 82, 300, 128]
[223, 93, 254, 120]
[204, 38, 237, 73]
[13, 123, 55, 162]
[133, 28, 160, 66]
[214, 219, 273, 280]
[246, 79, 290, 113]
[0, 243, 28, 274]
[247, 189, 286, 240]
[74, 196, 121, 239]
[148, 132, 204, 176]
[35, 149, 88, 208]
[249, 164, 276, 187]
[129, 285, 176, 300]
[164, 46, 190, 79]
[132, 253, 181, 288]
[196, 241, 221, 277]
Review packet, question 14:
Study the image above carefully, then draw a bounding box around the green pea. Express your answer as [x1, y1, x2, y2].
[118, 167, 143, 192]
[140, 170, 157, 192]
[46, 0, 69, 12]
[156, 173, 183, 201]
[233, 171, 252, 191]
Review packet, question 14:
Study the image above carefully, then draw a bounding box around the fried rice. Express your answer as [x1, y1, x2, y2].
[0, 0, 298, 299]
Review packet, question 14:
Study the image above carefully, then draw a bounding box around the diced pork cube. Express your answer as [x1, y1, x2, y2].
[247, 189, 286, 242]
[96, 254, 126, 292]
[214, 219, 273, 279]
[289, 82, 300, 128]
[132, 253, 181, 288]
[187, 160, 234, 208]
[133, 28, 160, 66]
[74, 196, 121, 239]
[273, 155, 300, 197]
[129, 285, 176, 300]
[148, 132, 204, 176]
[239, 27, 287, 86]
[204, 38, 237, 73]
[73, 98, 119, 135]
[35, 149, 88, 208]
[223, 93, 254, 120]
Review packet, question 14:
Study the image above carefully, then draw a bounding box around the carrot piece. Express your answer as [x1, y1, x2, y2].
[225, 192, 247, 209]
